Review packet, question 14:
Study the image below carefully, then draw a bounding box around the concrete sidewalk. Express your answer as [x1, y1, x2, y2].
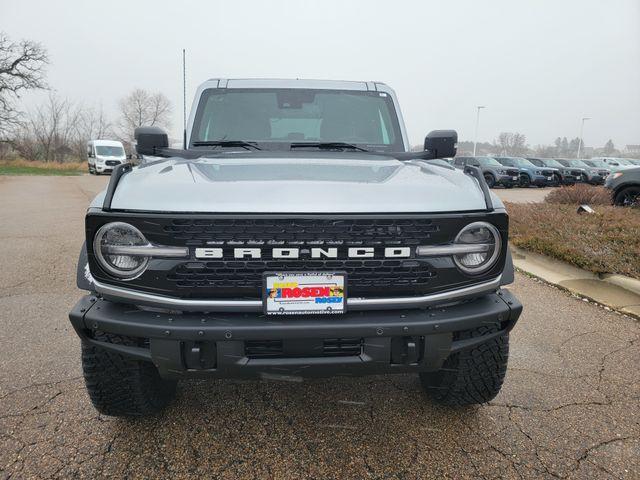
[511, 245, 640, 319]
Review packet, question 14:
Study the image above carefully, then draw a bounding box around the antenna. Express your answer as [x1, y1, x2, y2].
[182, 49, 187, 149]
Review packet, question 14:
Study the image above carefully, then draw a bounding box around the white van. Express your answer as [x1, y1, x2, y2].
[87, 140, 127, 174]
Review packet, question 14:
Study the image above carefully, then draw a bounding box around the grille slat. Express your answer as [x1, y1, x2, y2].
[162, 217, 440, 297]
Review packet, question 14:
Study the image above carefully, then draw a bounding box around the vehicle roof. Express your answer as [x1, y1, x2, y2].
[88, 139, 124, 146]
[202, 78, 390, 92]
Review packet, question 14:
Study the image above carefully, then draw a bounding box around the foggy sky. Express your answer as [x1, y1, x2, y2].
[2, 0, 639, 149]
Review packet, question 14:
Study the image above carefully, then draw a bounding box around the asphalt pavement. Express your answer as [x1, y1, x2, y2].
[0, 176, 638, 479]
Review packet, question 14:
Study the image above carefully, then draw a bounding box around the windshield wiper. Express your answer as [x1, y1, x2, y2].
[289, 142, 369, 152]
[192, 140, 261, 150]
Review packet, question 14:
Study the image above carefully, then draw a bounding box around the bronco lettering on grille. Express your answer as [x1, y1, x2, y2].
[194, 247, 411, 259]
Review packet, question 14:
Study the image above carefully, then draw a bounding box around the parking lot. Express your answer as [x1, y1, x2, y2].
[1, 175, 638, 479]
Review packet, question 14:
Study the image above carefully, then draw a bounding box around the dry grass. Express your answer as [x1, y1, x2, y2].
[507, 202, 640, 279]
[545, 184, 611, 206]
[0, 159, 86, 175]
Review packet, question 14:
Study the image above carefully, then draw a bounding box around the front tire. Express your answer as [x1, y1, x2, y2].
[519, 174, 531, 187]
[614, 186, 640, 207]
[483, 173, 496, 188]
[420, 325, 509, 406]
[81, 332, 177, 417]
[551, 173, 561, 187]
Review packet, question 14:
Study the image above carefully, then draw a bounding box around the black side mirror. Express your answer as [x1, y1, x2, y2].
[135, 126, 169, 156]
[424, 130, 457, 159]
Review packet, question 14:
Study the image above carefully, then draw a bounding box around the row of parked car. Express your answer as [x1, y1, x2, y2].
[446, 156, 640, 189]
[443, 155, 640, 207]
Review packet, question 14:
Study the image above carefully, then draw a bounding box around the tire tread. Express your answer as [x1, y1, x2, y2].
[81, 332, 176, 417]
[420, 325, 509, 406]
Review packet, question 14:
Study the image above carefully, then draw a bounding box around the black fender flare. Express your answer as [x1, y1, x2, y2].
[500, 247, 515, 286]
[76, 241, 96, 291]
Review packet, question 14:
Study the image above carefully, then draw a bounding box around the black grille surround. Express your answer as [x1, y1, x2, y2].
[86, 211, 509, 301]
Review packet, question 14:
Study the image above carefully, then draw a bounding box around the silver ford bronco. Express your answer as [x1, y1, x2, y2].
[70, 79, 522, 417]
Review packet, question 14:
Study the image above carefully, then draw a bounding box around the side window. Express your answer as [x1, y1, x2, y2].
[454, 158, 466, 166]
[468, 158, 480, 166]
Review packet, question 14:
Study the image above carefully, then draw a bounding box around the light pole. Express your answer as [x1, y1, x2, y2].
[576, 117, 590, 158]
[473, 106, 486, 156]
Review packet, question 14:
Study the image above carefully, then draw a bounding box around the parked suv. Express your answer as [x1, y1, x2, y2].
[494, 157, 554, 187]
[582, 159, 612, 180]
[69, 79, 522, 417]
[453, 156, 519, 188]
[592, 157, 638, 170]
[555, 159, 605, 185]
[526, 158, 576, 186]
[605, 167, 640, 206]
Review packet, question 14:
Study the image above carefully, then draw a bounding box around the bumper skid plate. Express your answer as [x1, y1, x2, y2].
[69, 290, 522, 380]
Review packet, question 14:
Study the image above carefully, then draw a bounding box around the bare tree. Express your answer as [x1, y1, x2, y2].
[71, 105, 113, 158]
[496, 132, 528, 156]
[0, 32, 48, 138]
[117, 88, 171, 140]
[11, 93, 83, 162]
[603, 139, 616, 155]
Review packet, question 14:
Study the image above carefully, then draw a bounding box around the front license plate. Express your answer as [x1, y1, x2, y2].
[264, 272, 346, 315]
[547, 176, 553, 180]
[512, 176, 518, 181]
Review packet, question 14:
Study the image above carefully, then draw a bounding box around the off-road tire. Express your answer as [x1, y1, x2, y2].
[419, 325, 509, 406]
[519, 174, 531, 187]
[614, 186, 640, 207]
[483, 173, 496, 188]
[81, 332, 177, 417]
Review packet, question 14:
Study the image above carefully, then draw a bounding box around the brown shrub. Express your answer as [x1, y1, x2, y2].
[506, 202, 640, 279]
[0, 159, 87, 171]
[545, 184, 611, 206]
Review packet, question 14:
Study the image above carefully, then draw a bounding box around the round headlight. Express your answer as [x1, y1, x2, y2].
[453, 222, 501, 275]
[93, 222, 149, 279]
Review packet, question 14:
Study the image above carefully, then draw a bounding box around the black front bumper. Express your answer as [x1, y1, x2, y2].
[69, 290, 522, 380]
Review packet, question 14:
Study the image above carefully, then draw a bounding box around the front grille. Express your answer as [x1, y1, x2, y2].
[506, 169, 519, 176]
[163, 218, 438, 245]
[87, 213, 509, 301]
[167, 259, 436, 292]
[542, 169, 554, 176]
[105, 160, 120, 166]
[245, 338, 362, 358]
[571, 170, 582, 177]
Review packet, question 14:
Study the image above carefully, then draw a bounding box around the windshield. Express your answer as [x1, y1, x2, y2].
[584, 160, 608, 168]
[538, 158, 564, 168]
[498, 157, 535, 168]
[191, 88, 404, 151]
[563, 159, 590, 168]
[612, 158, 634, 166]
[476, 157, 502, 167]
[95, 146, 124, 157]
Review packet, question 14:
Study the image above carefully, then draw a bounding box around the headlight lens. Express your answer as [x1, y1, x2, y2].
[535, 170, 542, 175]
[93, 222, 149, 279]
[453, 222, 501, 275]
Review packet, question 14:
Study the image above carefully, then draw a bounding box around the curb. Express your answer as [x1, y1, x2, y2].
[510, 245, 640, 320]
